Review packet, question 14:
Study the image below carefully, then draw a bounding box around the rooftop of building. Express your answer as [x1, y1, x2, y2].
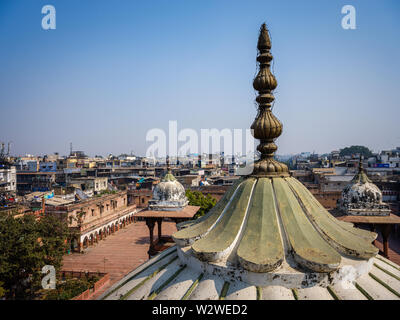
[134, 205, 200, 219]
[99, 246, 400, 300]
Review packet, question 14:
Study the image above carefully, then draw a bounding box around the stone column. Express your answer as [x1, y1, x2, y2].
[381, 224, 392, 258]
[157, 218, 162, 243]
[146, 219, 156, 259]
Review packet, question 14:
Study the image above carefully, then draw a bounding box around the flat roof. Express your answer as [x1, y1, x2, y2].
[134, 205, 200, 219]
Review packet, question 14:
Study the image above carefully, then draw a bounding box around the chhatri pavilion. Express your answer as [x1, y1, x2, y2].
[338, 158, 391, 216]
[134, 157, 200, 258]
[100, 23, 400, 300]
[336, 157, 400, 261]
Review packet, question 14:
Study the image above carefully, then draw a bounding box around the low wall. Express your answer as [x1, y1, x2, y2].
[58, 271, 110, 300]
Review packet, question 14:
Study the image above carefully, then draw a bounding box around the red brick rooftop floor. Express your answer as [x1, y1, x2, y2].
[61, 221, 177, 299]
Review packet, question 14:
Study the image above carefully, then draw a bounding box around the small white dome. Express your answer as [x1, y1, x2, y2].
[339, 164, 390, 215]
[148, 171, 188, 211]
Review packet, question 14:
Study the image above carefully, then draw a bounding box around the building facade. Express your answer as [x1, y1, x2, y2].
[0, 165, 16, 193]
[46, 190, 138, 252]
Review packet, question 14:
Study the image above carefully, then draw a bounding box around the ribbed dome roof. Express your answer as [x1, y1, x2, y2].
[171, 22, 378, 282]
[339, 161, 390, 216]
[148, 164, 188, 211]
[173, 176, 378, 274]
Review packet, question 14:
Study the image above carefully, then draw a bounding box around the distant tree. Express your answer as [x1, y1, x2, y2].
[185, 190, 217, 219]
[0, 212, 75, 299]
[339, 145, 372, 158]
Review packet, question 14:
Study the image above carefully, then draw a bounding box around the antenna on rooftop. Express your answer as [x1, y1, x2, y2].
[0, 142, 4, 158]
[0, 141, 12, 165]
[7, 142, 11, 156]
[70, 142, 73, 156]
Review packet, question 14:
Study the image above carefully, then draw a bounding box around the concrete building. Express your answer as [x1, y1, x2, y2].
[0, 165, 16, 193]
[39, 161, 57, 172]
[68, 177, 108, 194]
[27, 160, 39, 172]
[176, 174, 201, 187]
[16, 171, 56, 195]
[127, 189, 153, 208]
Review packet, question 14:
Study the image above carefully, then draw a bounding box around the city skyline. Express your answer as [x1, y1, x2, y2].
[1, 0, 399, 157]
[1, 4, 400, 303]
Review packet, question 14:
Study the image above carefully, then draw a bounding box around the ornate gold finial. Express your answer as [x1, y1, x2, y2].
[359, 155, 364, 170]
[251, 23, 289, 177]
[162, 155, 176, 182]
[166, 155, 171, 174]
[353, 155, 371, 184]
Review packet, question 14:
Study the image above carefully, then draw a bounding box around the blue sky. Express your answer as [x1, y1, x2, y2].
[0, 0, 399, 157]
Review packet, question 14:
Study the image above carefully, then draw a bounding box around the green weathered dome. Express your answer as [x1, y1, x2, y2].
[173, 176, 377, 273]
[173, 23, 377, 274]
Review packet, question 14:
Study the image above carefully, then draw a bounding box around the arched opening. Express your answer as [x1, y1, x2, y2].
[103, 227, 107, 237]
[83, 237, 89, 249]
[89, 234, 94, 246]
[95, 231, 99, 243]
[111, 224, 115, 233]
[107, 226, 110, 235]
[70, 237, 79, 252]
[99, 230, 103, 240]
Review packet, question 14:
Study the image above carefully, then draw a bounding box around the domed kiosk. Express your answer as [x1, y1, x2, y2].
[338, 159, 391, 216]
[101, 24, 400, 300]
[134, 157, 199, 258]
[148, 159, 189, 211]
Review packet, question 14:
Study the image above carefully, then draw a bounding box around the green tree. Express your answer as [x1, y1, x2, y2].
[339, 145, 373, 158]
[0, 212, 75, 299]
[185, 190, 217, 219]
[44, 274, 99, 300]
[0, 281, 6, 298]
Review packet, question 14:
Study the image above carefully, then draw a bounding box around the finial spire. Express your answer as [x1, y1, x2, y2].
[353, 154, 371, 184]
[166, 155, 171, 174]
[162, 155, 176, 182]
[251, 23, 289, 177]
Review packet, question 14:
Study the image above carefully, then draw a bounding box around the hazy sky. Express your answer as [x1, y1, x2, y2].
[0, 0, 399, 157]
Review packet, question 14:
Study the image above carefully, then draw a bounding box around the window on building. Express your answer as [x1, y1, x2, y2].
[91, 209, 95, 216]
